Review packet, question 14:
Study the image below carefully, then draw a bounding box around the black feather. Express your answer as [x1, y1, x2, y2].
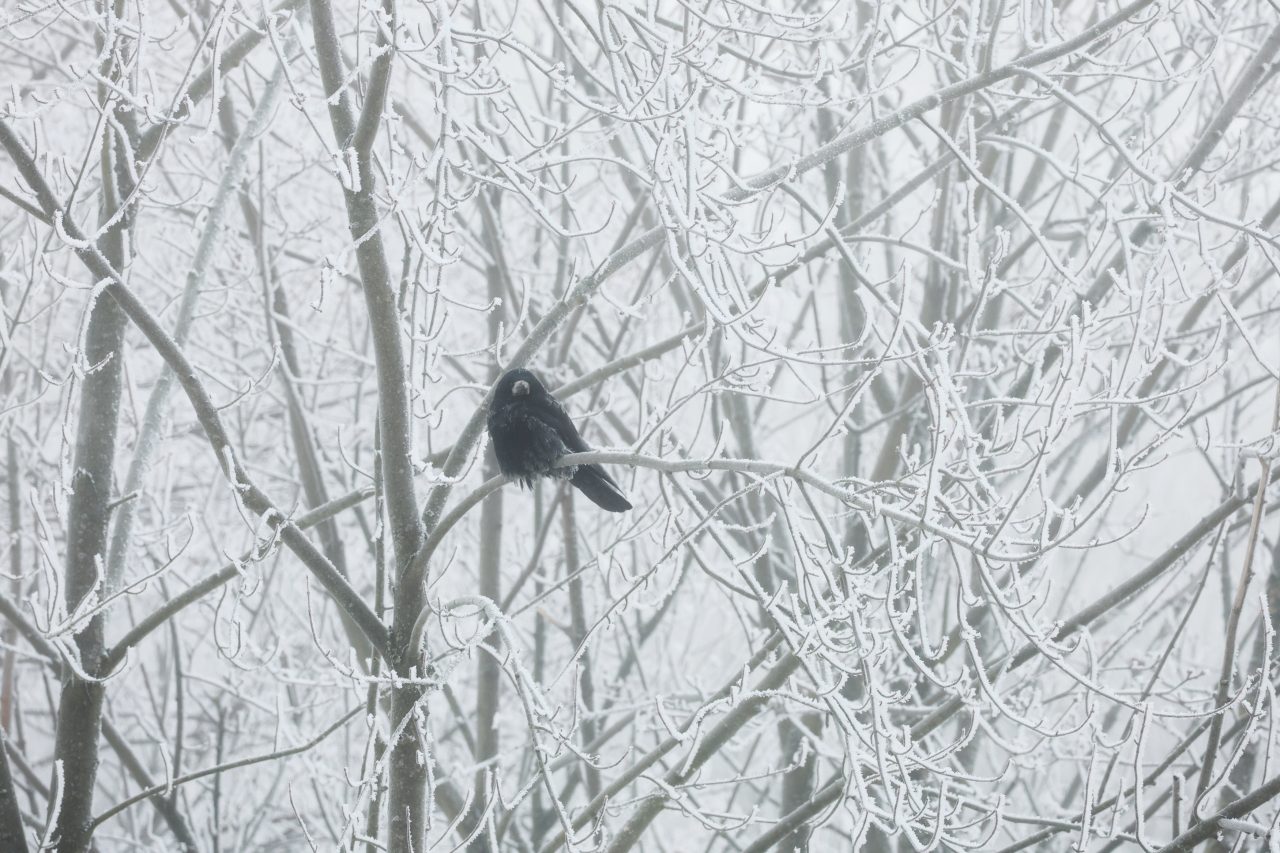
[570, 465, 633, 513]
[487, 368, 633, 513]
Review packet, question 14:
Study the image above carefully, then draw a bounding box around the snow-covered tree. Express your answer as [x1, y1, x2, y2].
[2, 0, 1279, 849]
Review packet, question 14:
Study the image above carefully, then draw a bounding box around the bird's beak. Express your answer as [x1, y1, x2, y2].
[512, 380, 530, 396]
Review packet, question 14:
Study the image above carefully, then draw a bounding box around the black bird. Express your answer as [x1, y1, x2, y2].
[487, 368, 632, 512]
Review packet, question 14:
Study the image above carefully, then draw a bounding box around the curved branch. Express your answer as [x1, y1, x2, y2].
[551, 450, 1025, 561]
[88, 705, 362, 832]
[102, 486, 375, 672]
[409, 0, 1161, 589]
[1156, 771, 1280, 852]
[0, 119, 392, 663]
[136, 0, 311, 162]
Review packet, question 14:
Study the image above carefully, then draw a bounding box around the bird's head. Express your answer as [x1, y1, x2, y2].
[495, 368, 546, 404]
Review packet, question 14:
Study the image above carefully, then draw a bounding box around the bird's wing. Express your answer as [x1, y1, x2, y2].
[539, 395, 592, 453]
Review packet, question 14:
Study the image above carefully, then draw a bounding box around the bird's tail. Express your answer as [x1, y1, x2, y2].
[571, 465, 632, 512]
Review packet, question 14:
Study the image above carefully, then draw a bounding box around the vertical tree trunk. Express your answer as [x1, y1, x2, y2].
[304, 1, 424, 848]
[472, 260, 506, 849]
[1, 434, 20, 730]
[778, 713, 821, 852]
[47, 121, 131, 852]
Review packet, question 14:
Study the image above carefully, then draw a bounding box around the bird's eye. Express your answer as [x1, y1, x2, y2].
[512, 380, 530, 396]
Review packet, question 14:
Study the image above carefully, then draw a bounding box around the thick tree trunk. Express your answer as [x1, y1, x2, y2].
[46, 36, 133, 844]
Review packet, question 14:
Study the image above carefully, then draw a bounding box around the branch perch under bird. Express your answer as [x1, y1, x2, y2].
[486, 368, 633, 513]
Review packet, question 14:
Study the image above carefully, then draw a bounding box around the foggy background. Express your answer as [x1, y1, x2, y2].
[2, 0, 1279, 850]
